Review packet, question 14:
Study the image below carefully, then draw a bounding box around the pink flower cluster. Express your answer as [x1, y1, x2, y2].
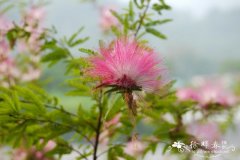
[12, 140, 56, 160]
[90, 38, 165, 93]
[0, 5, 45, 87]
[176, 78, 236, 108]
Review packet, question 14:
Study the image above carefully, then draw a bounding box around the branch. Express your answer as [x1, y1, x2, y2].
[20, 99, 96, 130]
[134, 0, 151, 37]
[93, 90, 103, 160]
[8, 114, 94, 147]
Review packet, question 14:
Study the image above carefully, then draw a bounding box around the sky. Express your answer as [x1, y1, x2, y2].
[120, 0, 240, 18]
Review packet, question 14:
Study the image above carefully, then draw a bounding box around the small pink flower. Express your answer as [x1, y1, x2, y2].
[44, 140, 56, 153]
[99, 5, 119, 31]
[90, 39, 165, 93]
[187, 122, 221, 144]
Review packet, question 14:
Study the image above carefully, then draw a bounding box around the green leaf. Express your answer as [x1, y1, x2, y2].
[129, 1, 134, 21]
[133, 0, 144, 9]
[69, 37, 89, 47]
[14, 87, 46, 114]
[0, 94, 17, 112]
[41, 47, 70, 66]
[110, 10, 124, 24]
[68, 27, 84, 45]
[79, 48, 98, 55]
[0, 4, 14, 14]
[111, 26, 121, 37]
[146, 28, 166, 39]
[123, 14, 129, 35]
[145, 19, 172, 27]
[66, 79, 91, 97]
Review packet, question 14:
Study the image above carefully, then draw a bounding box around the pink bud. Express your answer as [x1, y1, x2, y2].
[44, 140, 56, 152]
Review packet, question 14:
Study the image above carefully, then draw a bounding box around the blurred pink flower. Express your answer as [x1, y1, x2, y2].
[104, 114, 121, 128]
[0, 15, 13, 34]
[12, 148, 27, 160]
[43, 140, 56, 153]
[22, 5, 45, 53]
[90, 39, 165, 92]
[99, 5, 119, 31]
[25, 6, 45, 26]
[99, 114, 122, 145]
[12, 140, 56, 160]
[197, 84, 236, 107]
[187, 122, 221, 145]
[0, 57, 20, 78]
[0, 5, 45, 87]
[0, 39, 10, 58]
[21, 68, 41, 82]
[176, 88, 197, 101]
[177, 79, 236, 108]
[124, 139, 145, 156]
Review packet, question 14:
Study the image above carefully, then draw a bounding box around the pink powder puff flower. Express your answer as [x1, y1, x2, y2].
[90, 39, 165, 93]
[197, 84, 236, 107]
[90, 39, 165, 115]
[187, 122, 221, 145]
[176, 79, 236, 108]
[99, 5, 119, 31]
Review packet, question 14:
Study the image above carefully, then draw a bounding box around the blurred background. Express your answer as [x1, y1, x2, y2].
[31, 0, 240, 91]
[14, 0, 237, 105]
[2, 0, 240, 159]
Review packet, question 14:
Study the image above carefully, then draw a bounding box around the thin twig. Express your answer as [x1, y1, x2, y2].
[66, 144, 90, 160]
[97, 144, 124, 158]
[8, 114, 94, 146]
[134, 0, 151, 37]
[20, 99, 96, 130]
[93, 90, 103, 160]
